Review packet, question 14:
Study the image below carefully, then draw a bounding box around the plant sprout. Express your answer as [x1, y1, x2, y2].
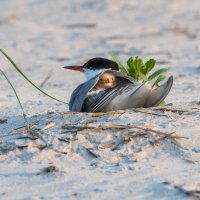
[111, 54, 169, 84]
[111, 54, 170, 105]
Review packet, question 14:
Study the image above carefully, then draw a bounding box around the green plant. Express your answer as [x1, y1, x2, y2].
[0, 69, 27, 124]
[111, 54, 170, 105]
[0, 48, 68, 124]
[111, 54, 169, 85]
[0, 49, 67, 104]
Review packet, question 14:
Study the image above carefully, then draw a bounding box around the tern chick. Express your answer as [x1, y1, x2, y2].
[93, 72, 117, 90]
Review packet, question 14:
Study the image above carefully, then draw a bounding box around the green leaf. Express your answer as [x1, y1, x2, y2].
[139, 71, 148, 82]
[158, 100, 166, 106]
[148, 68, 169, 81]
[157, 74, 166, 82]
[111, 53, 128, 75]
[0, 69, 27, 123]
[152, 74, 166, 87]
[126, 57, 137, 79]
[0, 49, 67, 105]
[142, 59, 156, 75]
[126, 56, 144, 80]
[110, 55, 169, 106]
[134, 56, 143, 72]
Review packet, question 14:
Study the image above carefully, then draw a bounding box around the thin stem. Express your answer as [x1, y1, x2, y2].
[0, 48, 67, 104]
[0, 69, 27, 123]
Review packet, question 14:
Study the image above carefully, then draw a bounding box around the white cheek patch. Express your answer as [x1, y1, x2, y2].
[84, 69, 104, 80]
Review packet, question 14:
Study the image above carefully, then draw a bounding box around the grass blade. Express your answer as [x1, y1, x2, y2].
[148, 68, 169, 81]
[0, 48, 67, 104]
[0, 69, 27, 123]
[40, 69, 54, 87]
[111, 53, 128, 75]
[152, 74, 166, 87]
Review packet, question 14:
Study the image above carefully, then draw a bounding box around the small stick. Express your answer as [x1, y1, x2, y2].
[40, 69, 54, 87]
[130, 108, 167, 116]
[170, 135, 189, 139]
[61, 111, 87, 115]
[60, 111, 122, 115]
[61, 123, 175, 136]
[150, 131, 176, 146]
[80, 119, 97, 125]
[12, 125, 27, 131]
[154, 108, 188, 113]
[61, 109, 167, 117]
[91, 111, 126, 117]
[60, 111, 125, 117]
[0, 121, 39, 138]
[42, 122, 56, 130]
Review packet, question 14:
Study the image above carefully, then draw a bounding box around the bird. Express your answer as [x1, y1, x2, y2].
[92, 72, 117, 91]
[63, 57, 173, 112]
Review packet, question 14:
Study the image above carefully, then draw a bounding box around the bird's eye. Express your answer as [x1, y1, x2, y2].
[99, 78, 102, 81]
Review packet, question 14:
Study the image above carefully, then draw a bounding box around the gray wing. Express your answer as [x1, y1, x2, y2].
[69, 70, 136, 112]
[83, 76, 173, 112]
[82, 71, 139, 112]
[82, 81, 133, 112]
[144, 76, 173, 107]
[69, 77, 99, 112]
[82, 86, 120, 112]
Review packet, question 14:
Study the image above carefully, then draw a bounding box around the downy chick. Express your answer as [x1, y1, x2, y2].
[93, 72, 117, 90]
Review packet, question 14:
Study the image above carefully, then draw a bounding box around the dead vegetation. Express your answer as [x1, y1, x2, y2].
[1, 106, 195, 158]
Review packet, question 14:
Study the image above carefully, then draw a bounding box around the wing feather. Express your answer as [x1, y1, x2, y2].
[83, 82, 126, 112]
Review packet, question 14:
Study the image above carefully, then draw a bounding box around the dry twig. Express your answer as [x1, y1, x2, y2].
[61, 109, 167, 117]
[39, 69, 54, 87]
[61, 123, 174, 136]
[154, 107, 188, 113]
[42, 122, 56, 130]
[150, 131, 176, 146]
[130, 108, 167, 116]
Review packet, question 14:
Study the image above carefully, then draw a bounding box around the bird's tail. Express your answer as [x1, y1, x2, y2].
[144, 76, 173, 107]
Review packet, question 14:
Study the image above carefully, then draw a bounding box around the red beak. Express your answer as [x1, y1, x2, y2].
[63, 66, 84, 72]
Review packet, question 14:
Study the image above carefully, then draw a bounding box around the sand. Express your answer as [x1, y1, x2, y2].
[0, 0, 200, 199]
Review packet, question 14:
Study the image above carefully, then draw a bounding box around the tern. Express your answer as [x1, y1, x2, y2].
[92, 72, 117, 90]
[64, 57, 173, 112]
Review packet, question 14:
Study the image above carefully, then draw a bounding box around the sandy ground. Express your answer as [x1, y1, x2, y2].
[0, 0, 200, 199]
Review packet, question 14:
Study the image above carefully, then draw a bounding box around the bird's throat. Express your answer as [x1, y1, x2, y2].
[84, 69, 104, 80]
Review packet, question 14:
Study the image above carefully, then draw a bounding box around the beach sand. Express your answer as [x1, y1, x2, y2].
[0, 0, 200, 199]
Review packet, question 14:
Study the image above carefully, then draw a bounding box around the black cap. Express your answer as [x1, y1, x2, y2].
[83, 57, 119, 70]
